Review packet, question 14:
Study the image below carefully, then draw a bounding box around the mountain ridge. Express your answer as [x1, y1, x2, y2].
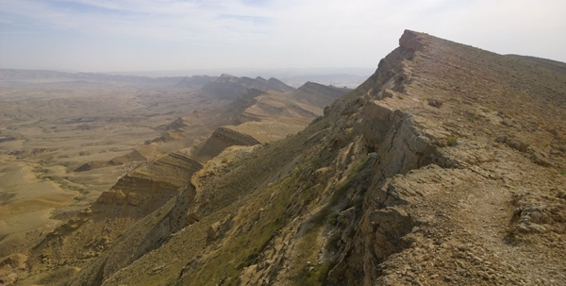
[9, 30, 566, 285]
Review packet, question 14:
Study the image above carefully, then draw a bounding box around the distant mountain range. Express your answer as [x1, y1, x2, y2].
[0, 67, 374, 88]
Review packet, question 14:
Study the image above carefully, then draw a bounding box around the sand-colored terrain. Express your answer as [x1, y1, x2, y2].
[0, 77, 219, 264]
[0, 70, 351, 284]
[16, 30, 565, 286]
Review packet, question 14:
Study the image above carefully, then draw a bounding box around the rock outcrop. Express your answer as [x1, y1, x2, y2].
[156, 116, 192, 131]
[197, 126, 261, 159]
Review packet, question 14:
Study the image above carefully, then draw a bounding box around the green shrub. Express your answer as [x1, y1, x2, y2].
[296, 262, 336, 286]
[447, 135, 459, 146]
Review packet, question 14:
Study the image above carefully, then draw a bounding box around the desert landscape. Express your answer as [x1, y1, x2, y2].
[0, 70, 351, 284]
[0, 29, 565, 285]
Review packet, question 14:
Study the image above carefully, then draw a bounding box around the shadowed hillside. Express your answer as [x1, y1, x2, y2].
[201, 74, 295, 100]
[288, 81, 351, 108]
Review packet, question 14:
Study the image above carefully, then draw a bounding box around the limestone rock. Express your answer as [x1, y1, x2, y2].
[399, 29, 427, 52]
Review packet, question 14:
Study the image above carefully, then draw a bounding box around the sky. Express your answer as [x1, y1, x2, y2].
[1, 0, 565, 73]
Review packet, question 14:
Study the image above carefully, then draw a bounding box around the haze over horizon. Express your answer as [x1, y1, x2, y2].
[1, 0, 565, 73]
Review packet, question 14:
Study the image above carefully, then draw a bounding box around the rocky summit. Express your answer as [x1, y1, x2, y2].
[8, 30, 566, 285]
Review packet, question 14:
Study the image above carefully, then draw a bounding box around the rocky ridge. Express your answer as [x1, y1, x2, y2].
[201, 74, 295, 101]
[197, 127, 262, 159]
[197, 83, 349, 159]
[288, 81, 351, 108]
[10, 30, 566, 285]
[185, 30, 566, 285]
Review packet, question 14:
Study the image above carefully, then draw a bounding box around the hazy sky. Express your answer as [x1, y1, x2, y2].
[1, 0, 565, 72]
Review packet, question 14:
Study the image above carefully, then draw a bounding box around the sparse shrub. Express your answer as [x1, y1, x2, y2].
[326, 234, 341, 253]
[560, 169, 566, 175]
[296, 262, 336, 286]
[328, 214, 338, 226]
[447, 135, 459, 146]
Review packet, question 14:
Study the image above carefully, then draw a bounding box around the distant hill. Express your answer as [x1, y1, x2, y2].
[0, 69, 183, 85]
[200, 74, 295, 100]
[288, 81, 351, 108]
[174, 75, 217, 88]
[196, 83, 349, 159]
